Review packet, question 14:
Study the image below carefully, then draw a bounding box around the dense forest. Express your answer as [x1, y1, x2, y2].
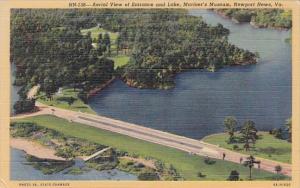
[11, 9, 257, 100]
[11, 9, 114, 95]
[113, 10, 257, 88]
[215, 9, 292, 29]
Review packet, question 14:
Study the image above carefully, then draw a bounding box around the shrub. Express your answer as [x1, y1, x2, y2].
[275, 165, 282, 174]
[86, 161, 118, 171]
[10, 122, 41, 137]
[78, 144, 104, 156]
[137, 172, 159, 180]
[55, 146, 76, 159]
[204, 157, 216, 165]
[232, 11, 253, 23]
[116, 150, 127, 157]
[154, 160, 164, 173]
[272, 128, 283, 139]
[77, 91, 88, 104]
[126, 161, 134, 166]
[197, 172, 206, 178]
[129, 153, 139, 158]
[134, 163, 145, 168]
[233, 145, 239, 150]
[227, 170, 239, 181]
[57, 96, 76, 106]
[13, 99, 35, 114]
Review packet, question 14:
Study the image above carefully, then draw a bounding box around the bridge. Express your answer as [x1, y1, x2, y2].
[83, 147, 112, 162]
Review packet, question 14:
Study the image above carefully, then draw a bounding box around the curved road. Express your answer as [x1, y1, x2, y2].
[11, 101, 291, 176]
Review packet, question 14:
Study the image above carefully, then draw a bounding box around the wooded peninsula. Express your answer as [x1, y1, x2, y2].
[11, 9, 257, 102]
[215, 9, 291, 29]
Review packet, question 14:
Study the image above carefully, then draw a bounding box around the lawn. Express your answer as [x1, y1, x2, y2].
[81, 26, 118, 43]
[37, 88, 96, 114]
[202, 132, 291, 164]
[110, 55, 130, 69]
[81, 26, 131, 69]
[12, 115, 288, 181]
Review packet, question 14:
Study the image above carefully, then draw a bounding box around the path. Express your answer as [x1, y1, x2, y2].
[27, 84, 40, 99]
[11, 101, 292, 176]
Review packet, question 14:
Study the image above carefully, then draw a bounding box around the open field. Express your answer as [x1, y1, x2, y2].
[202, 132, 291, 164]
[12, 115, 288, 180]
[110, 55, 130, 69]
[81, 26, 118, 42]
[81, 26, 129, 69]
[37, 88, 96, 114]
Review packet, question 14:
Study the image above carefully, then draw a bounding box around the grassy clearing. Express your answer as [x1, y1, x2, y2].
[81, 26, 118, 42]
[12, 115, 287, 180]
[81, 26, 130, 69]
[37, 88, 96, 114]
[202, 132, 291, 164]
[110, 55, 130, 69]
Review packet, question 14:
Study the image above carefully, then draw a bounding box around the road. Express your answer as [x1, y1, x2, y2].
[11, 101, 292, 176]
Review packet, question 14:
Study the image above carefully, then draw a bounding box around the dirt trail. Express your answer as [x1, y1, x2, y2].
[27, 85, 40, 99]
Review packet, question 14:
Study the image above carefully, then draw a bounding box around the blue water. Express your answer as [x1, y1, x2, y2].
[11, 148, 137, 180]
[88, 10, 291, 139]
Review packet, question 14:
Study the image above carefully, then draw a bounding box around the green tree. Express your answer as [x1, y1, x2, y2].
[77, 90, 88, 104]
[224, 116, 237, 143]
[103, 32, 111, 54]
[97, 33, 104, 55]
[67, 97, 76, 106]
[42, 77, 56, 100]
[116, 35, 122, 55]
[285, 117, 292, 142]
[243, 155, 260, 180]
[55, 146, 75, 159]
[240, 120, 257, 151]
[275, 165, 282, 175]
[227, 170, 239, 181]
[13, 99, 35, 114]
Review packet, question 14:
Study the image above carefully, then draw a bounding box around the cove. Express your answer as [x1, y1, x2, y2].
[88, 10, 289, 139]
[10, 148, 137, 180]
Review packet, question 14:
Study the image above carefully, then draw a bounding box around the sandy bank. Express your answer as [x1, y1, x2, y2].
[10, 137, 67, 161]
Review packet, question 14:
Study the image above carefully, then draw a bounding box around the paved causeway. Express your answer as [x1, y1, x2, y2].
[11, 102, 292, 176]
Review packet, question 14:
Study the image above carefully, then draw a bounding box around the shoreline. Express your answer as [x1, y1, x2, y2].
[122, 59, 257, 90]
[10, 137, 67, 161]
[213, 10, 290, 31]
[87, 77, 116, 99]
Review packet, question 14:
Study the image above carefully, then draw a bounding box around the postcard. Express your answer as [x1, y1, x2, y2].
[0, 0, 299, 188]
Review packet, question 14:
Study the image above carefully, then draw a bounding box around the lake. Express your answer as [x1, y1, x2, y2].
[88, 10, 291, 139]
